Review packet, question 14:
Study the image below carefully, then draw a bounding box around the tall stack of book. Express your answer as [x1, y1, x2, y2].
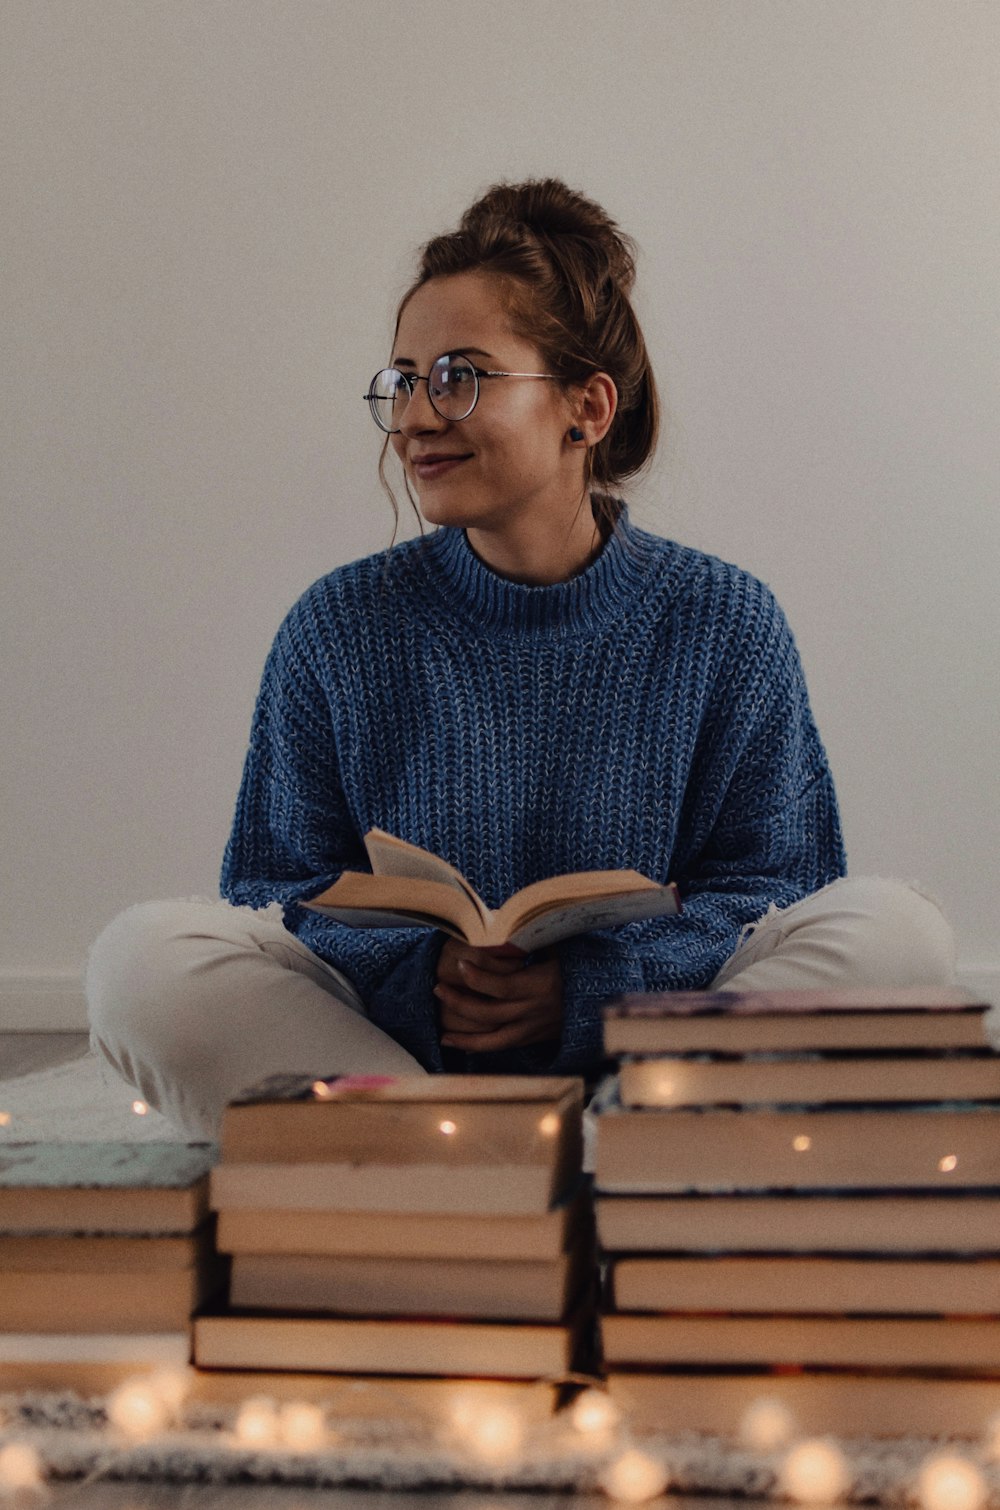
[0, 1141, 221, 1393]
[593, 987, 1000, 1439]
[195, 1074, 593, 1414]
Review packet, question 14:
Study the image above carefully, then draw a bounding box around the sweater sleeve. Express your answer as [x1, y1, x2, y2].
[550, 593, 847, 1075]
[220, 605, 446, 1070]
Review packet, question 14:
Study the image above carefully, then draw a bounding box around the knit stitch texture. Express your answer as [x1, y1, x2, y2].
[221, 508, 846, 1076]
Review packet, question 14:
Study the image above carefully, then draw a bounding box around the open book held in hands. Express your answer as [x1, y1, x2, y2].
[302, 828, 681, 952]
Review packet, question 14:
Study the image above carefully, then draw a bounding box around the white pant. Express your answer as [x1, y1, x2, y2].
[86, 877, 957, 1140]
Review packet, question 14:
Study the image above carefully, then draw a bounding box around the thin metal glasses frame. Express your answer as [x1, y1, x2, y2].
[363, 352, 560, 433]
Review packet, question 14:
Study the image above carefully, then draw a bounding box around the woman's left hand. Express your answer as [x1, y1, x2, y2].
[434, 939, 563, 1054]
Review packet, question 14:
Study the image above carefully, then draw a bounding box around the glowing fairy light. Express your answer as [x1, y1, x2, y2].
[654, 1079, 676, 1103]
[538, 1112, 560, 1136]
[146, 1366, 193, 1416]
[278, 1401, 328, 1451]
[739, 1397, 796, 1451]
[105, 1380, 171, 1439]
[311, 1080, 334, 1098]
[446, 1396, 524, 1462]
[235, 1396, 281, 1447]
[0, 1112, 10, 1126]
[918, 1453, 988, 1510]
[0, 1442, 44, 1493]
[793, 1135, 812, 1152]
[598, 1446, 669, 1503]
[131, 1099, 149, 1116]
[780, 1439, 851, 1504]
[939, 1155, 959, 1173]
[439, 1119, 458, 1135]
[570, 1388, 622, 1436]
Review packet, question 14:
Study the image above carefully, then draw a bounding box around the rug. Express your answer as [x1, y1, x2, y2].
[0, 1053, 190, 1144]
[4, 1389, 1000, 1504]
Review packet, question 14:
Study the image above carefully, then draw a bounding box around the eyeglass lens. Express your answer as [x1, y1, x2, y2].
[369, 355, 478, 432]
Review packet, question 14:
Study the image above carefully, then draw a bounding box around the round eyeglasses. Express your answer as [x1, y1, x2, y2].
[363, 352, 560, 433]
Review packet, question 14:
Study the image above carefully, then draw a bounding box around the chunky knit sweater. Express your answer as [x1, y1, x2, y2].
[221, 508, 846, 1077]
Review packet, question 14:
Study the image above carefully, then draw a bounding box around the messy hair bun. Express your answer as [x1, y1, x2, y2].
[380, 177, 660, 538]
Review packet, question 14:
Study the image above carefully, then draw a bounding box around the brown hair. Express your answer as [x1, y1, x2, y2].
[378, 176, 660, 542]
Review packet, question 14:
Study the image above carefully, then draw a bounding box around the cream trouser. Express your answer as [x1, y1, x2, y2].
[86, 877, 958, 1140]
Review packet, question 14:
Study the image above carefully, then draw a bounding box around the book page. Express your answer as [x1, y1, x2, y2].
[494, 877, 680, 951]
[364, 830, 489, 924]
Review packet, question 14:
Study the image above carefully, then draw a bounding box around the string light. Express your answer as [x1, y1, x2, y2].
[793, 1135, 812, 1152]
[739, 1397, 796, 1451]
[0, 1112, 10, 1126]
[538, 1113, 560, 1136]
[598, 1446, 669, 1503]
[570, 1388, 622, 1437]
[105, 1380, 171, 1439]
[234, 1397, 281, 1448]
[439, 1120, 458, 1136]
[278, 1402, 328, 1451]
[131, 1100, 149, 1116]
[780, 1439, 851, 1504]
[447, 1398, 525, 1462]
[0, 1442, 44, 1494]
[917, 1453, 988, 1510]
[939, 1155, 959, 1173]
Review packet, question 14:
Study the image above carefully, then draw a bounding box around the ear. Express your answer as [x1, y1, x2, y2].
[570, 372, 618, 447]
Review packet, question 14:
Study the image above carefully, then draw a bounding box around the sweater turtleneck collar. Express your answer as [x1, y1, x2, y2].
[418, 504, 660, 635]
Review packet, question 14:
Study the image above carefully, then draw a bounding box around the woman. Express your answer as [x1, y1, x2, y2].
[87, 177, 956, 1139]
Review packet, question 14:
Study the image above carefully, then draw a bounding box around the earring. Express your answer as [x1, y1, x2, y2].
[568, 427, 585, 442]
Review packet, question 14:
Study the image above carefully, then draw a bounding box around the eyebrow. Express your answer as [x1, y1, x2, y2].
[391, 346, 493, 368]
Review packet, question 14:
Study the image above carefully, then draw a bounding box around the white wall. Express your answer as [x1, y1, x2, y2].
[3, 0, 998, 1027]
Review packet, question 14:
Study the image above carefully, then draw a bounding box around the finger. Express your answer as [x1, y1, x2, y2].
[434, 981, 528, 1031]
[452, 947, 526, 977]
[455, 959, 529, 999]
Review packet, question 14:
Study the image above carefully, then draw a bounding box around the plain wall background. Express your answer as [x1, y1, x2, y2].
[3, 0, 998, 1026]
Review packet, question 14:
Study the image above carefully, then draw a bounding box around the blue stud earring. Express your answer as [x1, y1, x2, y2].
[569, 427, 585, 442]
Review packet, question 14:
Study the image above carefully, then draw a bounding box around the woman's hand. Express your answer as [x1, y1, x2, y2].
[434, 938, 563, 1054]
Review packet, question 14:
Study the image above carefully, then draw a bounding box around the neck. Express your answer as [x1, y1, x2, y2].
[464, 501, 604, 585]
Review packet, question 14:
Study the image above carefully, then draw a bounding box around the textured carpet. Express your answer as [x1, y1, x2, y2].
[0, 1053, 189, 1144]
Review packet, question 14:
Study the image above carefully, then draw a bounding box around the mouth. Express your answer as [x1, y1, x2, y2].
[411, 454, 472, 480]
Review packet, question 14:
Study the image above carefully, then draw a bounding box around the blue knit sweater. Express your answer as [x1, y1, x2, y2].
[221, 508, 846, 1077]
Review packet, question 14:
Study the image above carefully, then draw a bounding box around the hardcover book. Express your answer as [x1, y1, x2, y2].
[603, 988, 992, 1054]
[0, 1143, 216, 1234]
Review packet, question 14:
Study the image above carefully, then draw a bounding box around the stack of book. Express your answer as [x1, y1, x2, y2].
[0, 1141, 221, 1393]
[194, 1074, 593, 1412]
[593, 987, 1000, 1438]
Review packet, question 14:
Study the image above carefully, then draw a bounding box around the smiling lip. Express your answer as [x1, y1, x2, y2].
[412, 454, 472, 478]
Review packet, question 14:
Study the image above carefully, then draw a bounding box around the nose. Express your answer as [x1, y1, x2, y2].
[397, 378, 449, 437]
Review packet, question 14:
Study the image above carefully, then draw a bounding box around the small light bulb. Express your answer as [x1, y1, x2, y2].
[918, 1453, 988, 1510]
[781, 1439, 851, 1504]
[235, 1396, 280, 1447]
[539, 1112, 560, 1136]
[740, 1397, 796, 1451]
[146, 1366, 193, 1415]
[0, 1442, 44, 1493]
[570, 1388, 622, 1435]
[0, 1112, 10, 1126]
[439, 1119, 458, 1135]
[655, 1079, 676, 1102]
[939, 1154, 959, 1173]
[463, 1404, 525, 1462]
[279, 1401, 327, 1451]
[793, 1135, 812, 1152]
[131, 1099, 149, 1116]
[597, 1446, 669, 1503]
[106, 1381, 170, 1439]
[311, 1080, 333, 1098]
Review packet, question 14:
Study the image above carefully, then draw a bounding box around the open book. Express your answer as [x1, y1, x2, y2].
[302, 829, 681, 952]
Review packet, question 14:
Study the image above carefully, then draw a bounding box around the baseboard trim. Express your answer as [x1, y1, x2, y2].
[1, 966, 997, 1034]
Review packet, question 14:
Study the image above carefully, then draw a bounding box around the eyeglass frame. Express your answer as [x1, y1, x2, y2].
[363, 351, 562, 433]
